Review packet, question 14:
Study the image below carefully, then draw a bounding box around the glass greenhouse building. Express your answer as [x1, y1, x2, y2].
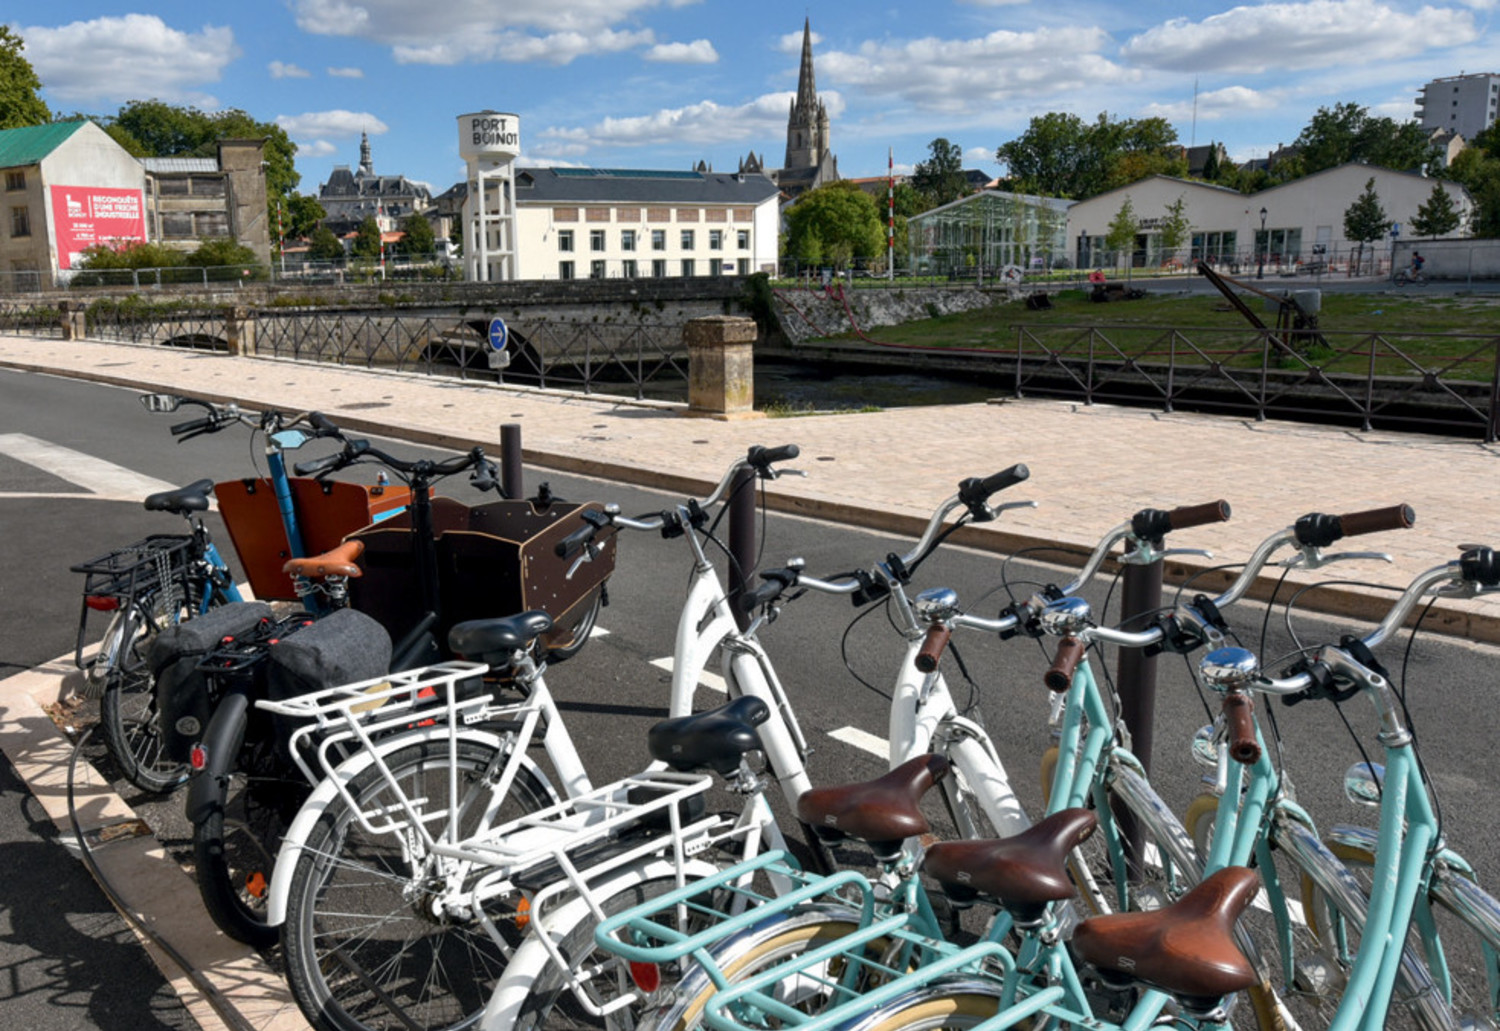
[907, 190, 1073, 278]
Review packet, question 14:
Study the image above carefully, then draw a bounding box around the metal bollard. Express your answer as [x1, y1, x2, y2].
[1114, 545, 1162, 878]
[500, 423, 524, 499]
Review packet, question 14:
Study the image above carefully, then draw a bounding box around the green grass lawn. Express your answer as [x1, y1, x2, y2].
[811, 289, 1500, 381]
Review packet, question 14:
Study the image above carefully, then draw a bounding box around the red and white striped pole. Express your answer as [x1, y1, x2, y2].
[887, 147, 895, 281]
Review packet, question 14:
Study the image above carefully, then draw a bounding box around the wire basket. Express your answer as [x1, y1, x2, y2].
[71, 534, 196, 672]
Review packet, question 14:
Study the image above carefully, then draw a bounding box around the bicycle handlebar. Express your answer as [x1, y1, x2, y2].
[1043, 636, 1086, 692]
[1294, 504, 1415, 549]
[913, 625, 951, 674]
[1222, 693, 1261, 764]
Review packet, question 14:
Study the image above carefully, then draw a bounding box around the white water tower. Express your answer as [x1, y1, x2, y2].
[457, 111, 521, 282]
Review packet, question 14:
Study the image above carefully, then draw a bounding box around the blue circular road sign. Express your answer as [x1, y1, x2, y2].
[487, 317, 508, 352]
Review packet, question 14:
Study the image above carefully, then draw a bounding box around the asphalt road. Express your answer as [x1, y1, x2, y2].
[4, 367, 1500, 1027]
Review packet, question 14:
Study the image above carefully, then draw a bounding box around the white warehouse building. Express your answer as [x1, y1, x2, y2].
[510, 167, 781, 281]
[1065, 164, 1472, 273]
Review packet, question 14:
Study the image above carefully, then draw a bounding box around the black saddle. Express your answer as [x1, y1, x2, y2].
[448, 611, 554, 663]
[145, 478, 215, 514]
[648, 696, 769, 776]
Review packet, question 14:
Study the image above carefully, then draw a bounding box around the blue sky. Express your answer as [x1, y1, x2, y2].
[6, 1, 1495, 197]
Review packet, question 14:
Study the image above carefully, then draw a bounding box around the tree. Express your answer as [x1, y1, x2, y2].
[1448, 134, 1500, 237]
[912, 138, 969, 208]
[1201, 144, 1222, 182]
[76, 240, 183, 270]
[308, 227, 346, 261]
[351, 216, 383, 260]
[784, 181, 884, 269]
[1343, 177, 1390, 272]
[282, 194, 327, 241]
[1159, 195, 1192, 264]
[997, 111, 1182, 199]
[1410, 182, 1461, 239]
[1105, 197, 1139, 266]
[1294, 102, 1437, 175]
[185, 238, 259, 268]
[0, 27, 50, 129]
[398, 213, 436, 257]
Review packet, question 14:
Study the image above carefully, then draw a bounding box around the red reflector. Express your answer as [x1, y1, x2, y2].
[190, 744, 208, 771]
[416, 686, 437, 700]
[85, 596, 120, 612]
[222, 636, 235, 643]
[628, 962, 661, 994]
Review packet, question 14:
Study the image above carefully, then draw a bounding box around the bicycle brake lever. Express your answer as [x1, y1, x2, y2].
[1158, 547, 1214, 560]
[1281, 549, 1394, 569]
[994, 500, 1038, 515]
[768, 467, 808, 480]
[565, 544, 599, 581]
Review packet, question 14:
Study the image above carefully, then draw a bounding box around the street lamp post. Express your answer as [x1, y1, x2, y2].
[1257, 207, 1268, 280]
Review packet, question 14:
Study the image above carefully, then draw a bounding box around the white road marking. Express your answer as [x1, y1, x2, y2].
[828, 726, 888, 759]
[648, 657, 727, 694]
[0, 433, 177, 502]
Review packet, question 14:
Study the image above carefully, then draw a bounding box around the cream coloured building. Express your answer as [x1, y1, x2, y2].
[509, 167, 780, 281]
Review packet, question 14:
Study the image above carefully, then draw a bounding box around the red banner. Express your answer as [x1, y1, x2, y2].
[50, 186, 147, 269]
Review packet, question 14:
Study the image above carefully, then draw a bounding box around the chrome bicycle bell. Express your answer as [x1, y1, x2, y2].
[913, 587, 960, 623]
[1199, 646, 1260, 691]
[1039, 596, 1092, 636]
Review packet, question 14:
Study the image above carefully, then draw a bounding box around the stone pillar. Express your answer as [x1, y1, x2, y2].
[224, 306, 255, 356]
[684, 315, 761, 420]
[57, 300, 87, 340]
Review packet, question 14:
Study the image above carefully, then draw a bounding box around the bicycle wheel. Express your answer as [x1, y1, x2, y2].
[100, 595, 190, 793]
[621, 907, 885, 1031]
[1306, 834, 1492, 1030]
[191, 739, 304, 947]
[283, 738, 551, 1031]
[828, 985, 1005, 1031]
[546, 585, 605, 664]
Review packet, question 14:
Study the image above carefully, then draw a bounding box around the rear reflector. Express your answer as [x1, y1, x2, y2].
[85, 596, 120, 612]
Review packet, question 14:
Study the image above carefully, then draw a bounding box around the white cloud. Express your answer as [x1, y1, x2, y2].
[270, 60, 311, 79]
[394, 27, 653, 65]
[1141, 85, 1280, 122]
[293, 0, 666, 63]
[327, 66, 364, 78]
[817, 27, 1139, 112]
[299, 140, 339, 158]
[964, 146, 995, 165]
[276, 110, 389, 138]
[645, 39, 718, 64]
[1121, 1, 1480, 73]
[539, 91, 817, 150]
[20, 15, 238, 105]
[777, 28, 822, 52]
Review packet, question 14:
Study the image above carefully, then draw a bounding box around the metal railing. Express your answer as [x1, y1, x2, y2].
[0, 300, 64, 337]
[84, 304, 231, 350]
[1011, 324, 1500, 440]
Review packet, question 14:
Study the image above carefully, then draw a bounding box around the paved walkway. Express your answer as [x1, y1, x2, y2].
[4, 331, 1499, 639]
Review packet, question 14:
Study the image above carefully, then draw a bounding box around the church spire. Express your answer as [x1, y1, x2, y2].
[794, 18, 816, 113]
[357, 131, 373, 178]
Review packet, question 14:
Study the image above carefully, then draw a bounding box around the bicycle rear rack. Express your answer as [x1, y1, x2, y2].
[70, 534, 196, 671]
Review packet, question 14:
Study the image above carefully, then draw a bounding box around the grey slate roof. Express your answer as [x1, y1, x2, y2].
[515, 167, 780, 206]
[140, 157, 219, 173]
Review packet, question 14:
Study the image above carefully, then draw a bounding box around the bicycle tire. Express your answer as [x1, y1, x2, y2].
[545, 584, 605, 664]
[624, 908, 885, 1031]
[1307, 834, 1490, 1030]
[823, 985, 1005, 1031]
[191, 739, 303, 947]
[99, 594, 190, 793]
[283, 738, 550, 1031]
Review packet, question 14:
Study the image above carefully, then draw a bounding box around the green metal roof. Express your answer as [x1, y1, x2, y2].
[0, 121, 88, 169]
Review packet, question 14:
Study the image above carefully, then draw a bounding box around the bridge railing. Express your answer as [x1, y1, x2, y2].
[1012, 324, 1500, 441]
[84, 302, 231, 351]
[0, 300, 64, 338]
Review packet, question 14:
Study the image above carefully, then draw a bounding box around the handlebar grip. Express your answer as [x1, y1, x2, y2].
[308, 411, 341, 438]
[171, 416, 212, 436]
[294, 452, 344, 476]
[1043, 636, 1086, 693]
[1461, 547, 1500, 587]
[737, 577, 788, 613]
[959, 464, 1030, 509]
[747, 444, 800, 468]
[554, 523, 598, 559]
[914, 625, 951, 674]
[1338, 504, 1416, 538]
[1222, 692, 1261, 765]
[1167, 499, 1232, 531]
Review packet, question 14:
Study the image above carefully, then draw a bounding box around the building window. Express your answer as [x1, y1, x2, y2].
[558, 229, 574, 252]
[622, 259, 638, 278]
[651, 229, 666, 251]
[738, 258, 750, 274]
[195, 212, 229, 237]
[4, 171, 24, 191]
[652, 259, 667, 277]
[559, 260, 574, 280]
[737, 229, 750, 250]
[157, 178, 191, 196]
[709, 230, 724, 250]
[590, 229, 606, 252]
[712, 260, 725, 277]
[10, 206, 31, 238]
[680, 229, 695, 250]
[681, 259, 696, 276]
[591, 259, 606, 278]
[190, 176, 226, 197]
[162, 212, 194, 238]
[621, 229, 637, 251]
